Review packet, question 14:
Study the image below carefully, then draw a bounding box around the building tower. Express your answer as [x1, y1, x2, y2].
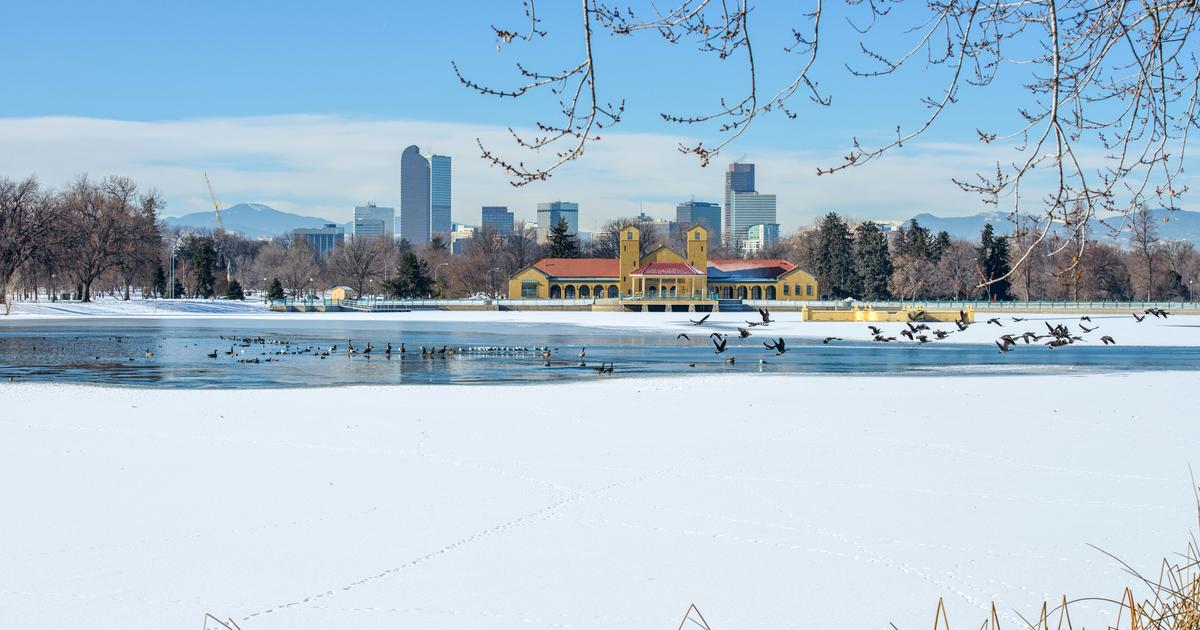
[618, 224, 641, 295]
[400, 145, 431, 244]
[677, 200, 722, 245]
[430, 154, 452, 238]
[685, 225, 708, 271]
[724, 163, 755, 244]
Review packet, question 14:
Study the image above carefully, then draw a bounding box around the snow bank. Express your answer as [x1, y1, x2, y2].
[3, 298, 1195, 347]
[1, 373, 1195, 629]
[5, 297, 269, 318]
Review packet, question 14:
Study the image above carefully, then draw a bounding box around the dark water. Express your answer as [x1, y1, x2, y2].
[0, 318, 1197, 388]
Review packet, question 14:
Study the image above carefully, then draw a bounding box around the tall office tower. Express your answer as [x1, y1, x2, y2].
[481, 206, 514, 235]
[723, 163, 756, 244]
[728, 192, 776, 248]
[400, 145, 430, 244]
[535, 201, 579, 243]
[352, 204, 395, 240]
[293, 224, 345, 256]
[675, 200, 722, 244]
[430, 154, 452, 237]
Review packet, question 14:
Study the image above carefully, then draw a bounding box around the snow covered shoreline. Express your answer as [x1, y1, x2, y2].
[1, 373, 1196, 629]
[3, 297, 1197, 348]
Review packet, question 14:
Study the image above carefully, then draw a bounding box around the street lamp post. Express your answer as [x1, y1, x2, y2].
[434, 262, 449, 299]
[485, 267, 501, 299]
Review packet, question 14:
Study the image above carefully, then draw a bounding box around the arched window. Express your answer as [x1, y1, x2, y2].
[752, 286, 763, 299]
[669, 286, 677, 297]
[737, 286, 747, 299]
[724, 286, 733, 299]
[766, 286, 776, 300]
[550, 285, 562, 298]
[607, 285, 619, 298]
[564, 285, 576, 298]
[647, 286, 658, 298]
[579, 285, 590, 298]
[594, 284, 604, 297]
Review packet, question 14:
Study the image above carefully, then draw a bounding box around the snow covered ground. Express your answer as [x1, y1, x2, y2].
[4, 297, 1196, 347]
[1, 374, 1196, 629]
[5, 297, 269, 318]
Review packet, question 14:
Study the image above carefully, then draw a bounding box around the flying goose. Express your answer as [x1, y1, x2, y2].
[690, 313, 711, 325]
[763, 338, 788, 355]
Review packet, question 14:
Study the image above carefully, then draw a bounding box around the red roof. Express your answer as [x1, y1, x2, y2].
[708, 259, 797, 273]
[630, 261, 704, 276]
[531, 258, 619, 278]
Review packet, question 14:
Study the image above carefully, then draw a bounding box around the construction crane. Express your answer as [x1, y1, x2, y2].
[202, 172, 233, 282]
[203, 171, 226, 233]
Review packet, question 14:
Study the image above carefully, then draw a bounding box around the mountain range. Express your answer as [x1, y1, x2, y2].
[905, 208, 1200, 245]
[164, 203, 335, 239]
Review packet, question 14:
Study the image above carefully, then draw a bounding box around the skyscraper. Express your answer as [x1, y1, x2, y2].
[293, 224, 345, 256]
[481, 206, 514, 235]
[400, 145, 430, 244]
[724, 163, 755, 244]
[728, 192, 776, 247]
[676, 200, 722, 244]
[536, 201, 579, 243]
[353, 204, 395, 240]
[430, 154, 452, 238]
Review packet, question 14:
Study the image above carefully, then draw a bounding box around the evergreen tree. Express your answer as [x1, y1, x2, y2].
[151, 265, 166, 298]
[854, 221, 893, 300]
[899, 220, 932, 259]
[929, 230, 952, 261]
[384, 252, 434, 298]
[266, 278, 285, 301]
[224, 279, 245, 300]
[191, 237, 216, 298]
[977, 224, 1012, 301]
[815, 213, 861, 298]
[171, 278, 185, 299]
[546, 216, 580, 258]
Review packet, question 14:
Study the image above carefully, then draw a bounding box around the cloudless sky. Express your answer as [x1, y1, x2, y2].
[0, 1, 1049, 224]
[1, 1, 1028, 140]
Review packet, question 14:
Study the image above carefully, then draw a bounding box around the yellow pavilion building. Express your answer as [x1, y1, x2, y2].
[507, 225, 818, 302]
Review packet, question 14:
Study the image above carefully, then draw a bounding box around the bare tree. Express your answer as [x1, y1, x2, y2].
[928, 241, 980, 300]
[1129, 205, 1162, 300]
[278, 240, 321, 298]
[0, 176, 54, 314]
[459, 1, 1199, 285]
[501, 221, 544, 272]
[327, 236, 388, 295]
[57, 175, 158, 302]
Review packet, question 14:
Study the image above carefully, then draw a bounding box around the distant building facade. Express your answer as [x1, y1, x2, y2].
[723, 163, 755, 243]
[481, 206, 514, 235]
[430, 154, 452, 237]
[536, 201, 579, 243]
[352, 204, 394, 240]
[450, 224, 476, 255]
[676, 200, 722, 244]
[741, 222, 781, 255]
[293, 224, 345, 256]
[728, 191, 776, 248]
[400, 145, 430, 244]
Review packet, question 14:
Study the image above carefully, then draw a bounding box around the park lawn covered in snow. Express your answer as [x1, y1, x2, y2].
[1, 373, 1197, 629]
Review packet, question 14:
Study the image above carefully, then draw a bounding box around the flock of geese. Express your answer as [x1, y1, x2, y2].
[183, 306, 1165, 374]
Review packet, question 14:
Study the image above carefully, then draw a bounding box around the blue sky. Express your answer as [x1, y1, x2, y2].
[0, 1, 1059, 228]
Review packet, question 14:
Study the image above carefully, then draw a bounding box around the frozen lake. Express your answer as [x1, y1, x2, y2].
[1, 315, 1197, 387]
